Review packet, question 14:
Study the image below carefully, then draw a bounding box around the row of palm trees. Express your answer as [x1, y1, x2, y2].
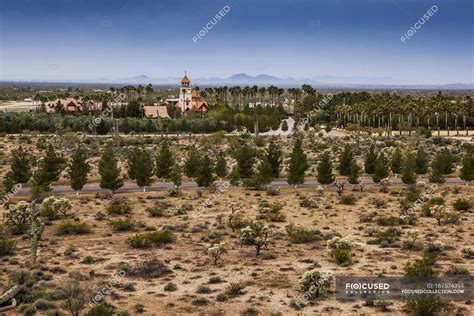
[333, 93, 473, 136]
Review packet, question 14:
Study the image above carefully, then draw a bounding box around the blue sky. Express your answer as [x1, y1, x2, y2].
[0, 0, 472, 84]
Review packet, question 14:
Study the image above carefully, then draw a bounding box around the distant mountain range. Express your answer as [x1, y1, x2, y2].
[2, 73, 473, 90]
[110, 73, 473, 90]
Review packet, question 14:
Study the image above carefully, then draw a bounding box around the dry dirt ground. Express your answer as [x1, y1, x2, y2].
[2, 183, 473, 315]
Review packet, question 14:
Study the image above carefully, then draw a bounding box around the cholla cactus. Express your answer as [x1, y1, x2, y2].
[427, 241, 445, 253]
[379, 178, 390, 193]
[430, 205, 447, 226]
[208, 242, 226, 265]
[299, 269, 333, 298]
[240, 221, 269, 256]
[327, 236, 352, 250]
[42, 196, 72, 218]
[4, 201, 31, 229]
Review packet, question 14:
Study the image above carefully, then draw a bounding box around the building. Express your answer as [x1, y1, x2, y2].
[169, 72, 208, 114]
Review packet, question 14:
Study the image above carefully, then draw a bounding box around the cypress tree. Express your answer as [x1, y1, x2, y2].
[347, 160, 361, 184]
[317, 151, 335, 184]
[460, 153, 474, 182]
[128, 146, 154, 191]
[98, 147, 123, 192]
[429, 154, 446, 184]
[338, 145, 354, 176]
[234, 144, 257, 179]
[364, 144, 377, 174]
[267, 138, 283, 178]
[67, 146, 91, 194]
[391, 147, 403, 174]
[372, 153, 389, 183]
[156, 141, 173, 179]
[415, 148, 429, 174]
[170, 163, 182, 187]
[184, 147, 200, 178]
[401, 151, 417, 184]
[215, 151, 227, 179]
[440, 148, 454, 174]
[39, 144, 65, 184]
[196, 155, 215, 187]
[252, 157, 273, 189]
[287, 137, 308, 187]
[10, 145, 32, 184]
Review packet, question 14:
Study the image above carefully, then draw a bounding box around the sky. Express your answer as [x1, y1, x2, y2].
[0, 0, 472, 84]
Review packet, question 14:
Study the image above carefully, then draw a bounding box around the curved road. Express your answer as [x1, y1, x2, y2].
[14, 177, 471, 196]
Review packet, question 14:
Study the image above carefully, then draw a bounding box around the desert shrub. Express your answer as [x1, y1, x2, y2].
[209, 276, 222, 283]
[85, 304, 114, 316]
[359, 211, 377, 223]
[368, 227, 401, 246]
[299, 195, 318, 208]
[330, 249, 352, 265]
[164, 282, 177, 291]
[240, 221, 269, 256]
[228, 211, 251, 231]
[196, 285, 212, 294]
[461, 247, 474, 259]
[376, 216, 403, 226]
[453, 198, 471, 211]
[106, 200, 132, 215]
[57, 279, 93, 316]
[340, 194, 357, 205]
[4, 201, 30, 234]
[145, 207, 164, 217]
[0, 237, 16, 256]
[406, 296, 444, 316]
[404, 258, 436, 277]
[261, 252, 277, 260]
[266, 185, 280, 196]
[327, 236, 352, 250]
[444, 211, 461, 225]
[208, 242, 226, 265]
[420, 197, 445, 217]
[327, 236, 352, 265]
[286, 225, 322, 244]
[299, 269, 333, 299]
[126, 229, 173, 249]
[402, 229, 422, 250]
[259, 202, 286, 222]
[445, 266, 470, 276]
[370, 198, 387, 209]
[109, 218, 135, 232]
[125, 259, 172, 278]
[55, 221, 91, 235]
[224, 282, 246, 297]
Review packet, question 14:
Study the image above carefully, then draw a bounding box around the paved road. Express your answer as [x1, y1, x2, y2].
[14, 177, 471, 196]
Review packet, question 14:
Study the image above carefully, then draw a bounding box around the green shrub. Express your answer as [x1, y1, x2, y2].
[164, 282, 177, 291]
[340, 194, 357, 205]
[109, 218, 135, 232]
[145, 207, 164, 217]
[376, 216, 403, 226]
[107, 201, 132, 215]
[287, 225, 322, 244]
[55, 221, 91, 235]
[85, 304, 114, 316]
[406, 296, 444, 316]
[453, 198, 471, 211]
[228, 211, 251, 231]
[330, 248, 351, 265]
[0, 237, 16, 256]
[126, 230, 173, 249]
[420, 197, 445, 216]
[261, 252, 277, 260]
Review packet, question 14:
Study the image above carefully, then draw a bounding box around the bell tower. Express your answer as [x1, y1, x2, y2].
[179, 71, 192, 112]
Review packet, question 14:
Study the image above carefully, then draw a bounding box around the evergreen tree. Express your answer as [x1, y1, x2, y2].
[401, 151, 417, 185]
[281, 120, 288, 132]
[156, 141, 173, 179]
[415, 148, 429, 174]
[440, 148, 454, 174]
[364, 144, 377, 174]
[429, 154, 446, 184]
[2, 171, 15, 193]
[67, 146, 91, 194]
[9, 145, 32, 184]
[390, 147, 403, 174]
[96, 119, 110, 135]
[317, 151, 335, 184]
[215, 151, 227, 179]
[266, 138, 283, 178]
[460, 153, 474, 182]
[347, 160, 361, 184]
[196, 155, 215, 187]
[98, 147, 123, 192]
[39, 144, 65, 184]
[234, 144, 257, 179]
[372, 153, 389, 183]
[287, 137, 308, 187]
[170, 163, 182, 187]
[252, 157, 273, 189]
[128, 147, 154, 190]
[338, 144, 354, 176]
[184, 147, 200, 178]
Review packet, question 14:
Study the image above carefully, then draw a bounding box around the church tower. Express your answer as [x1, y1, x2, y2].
[179, 71, 192, 112]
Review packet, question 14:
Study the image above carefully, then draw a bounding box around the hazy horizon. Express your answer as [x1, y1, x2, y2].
[0, 0, 472, 85]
